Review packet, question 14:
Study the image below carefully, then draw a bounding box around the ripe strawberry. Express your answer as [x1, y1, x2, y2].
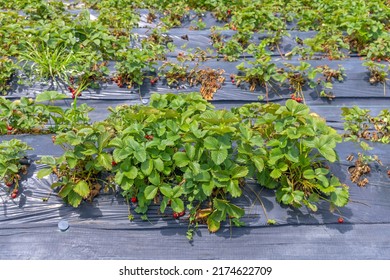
[131, 197, 137, 203]
[5, 182, 12, 187]
[179, 210, 185, 217]
[173, 212, 179, 219]
[227, 9, 231, 16]
[112, 161, 117, 166]
[13, 189, 18, 195]
[295, 97, 303, 103]
[377, 59, 381, 62]
[11, 192, 17, 199]
[338, 217, 344, 224]
[7, 125, 12, 131]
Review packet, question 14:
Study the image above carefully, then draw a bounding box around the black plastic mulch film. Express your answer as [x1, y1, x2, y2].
[1, 7, 390, 260]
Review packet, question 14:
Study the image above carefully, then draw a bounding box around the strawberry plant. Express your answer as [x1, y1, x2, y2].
[235, 42, 281, 99]
[362, 33, 390, 61]
[0, 57, 16, 95]
[0, 96, 50, 135]
[363, 60, 389, 95]
[342, 106, 390, 144]
[0, 139, 32, 194]
[96, 0, 140, 31]
[38, 122, 115, 207]
[0, 91, 92, 135]
[31, 91, 351, 237]
[315, 65, 346, 100]
[233, 100, 349, 212]
[277, 62, 319, 103]
[304, 25, 350, 60]
[114, 48, 157, 89]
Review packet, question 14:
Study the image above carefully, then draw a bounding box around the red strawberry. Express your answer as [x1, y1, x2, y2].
[179, 210, 185, 217]
[7, 125, 12, 131]
[338, 217, 344, 224]
[131, 197, 137, 203]
[11, 192, 17, 199]
[112, 161, 117, 166]
[5, 182, 12, 187]
[173, 212, 179, 219]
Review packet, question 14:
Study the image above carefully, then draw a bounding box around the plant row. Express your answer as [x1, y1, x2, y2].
[0, 0, 389, 99]
[1, 92, 350, 238]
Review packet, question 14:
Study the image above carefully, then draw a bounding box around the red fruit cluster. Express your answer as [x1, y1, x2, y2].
[173, 211, 185, 219]
[290, 94, 303, 103]
[68, 86, 81, 99]
[145, 134, 154, 140]
[112, 76, 123, 88]
[150, 77, 159, 86]
[230, 74, 235, 84]
[11, 189, 18, 199]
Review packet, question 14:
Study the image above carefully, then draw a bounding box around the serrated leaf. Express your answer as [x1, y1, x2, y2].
[202, 181, 214, 196]
[286, 146, 299, 163]
[330, 187, 349, 207]
[285, 99, 310, 116]
[81, 148, 98, 156]
[141, 159, 153, 176]
[144, 185, 158, 200]
[73, 180, 90, 198]
[226, 203, 244, 218]
[39, 156, 56, 166]
[231, 166, 248, 179]
[159, 183, 172, 197]
[123, 166, 138, 179]
[113, 148, 131, 162]
[36, 91, 67, 102]
[270, 168, 282, 179]
[207, 212, 221, 233]
[67, 190, 83, 207]
[58, 183, 73, 198]
[134, 149, 147, 163]
[37, 168, 53, 179]
[153, 158, 164, 172]
[185, 144, 196, 160]
[97, 153, 112, 170]
[109, 137, 123, 148]
[173, 152, 190, 167]
[252, 157, 264, 172]
[204, 136, 219, 150]
[227, 180, 242, 197]
[303, 169, 316, 179]
[148, 170, 160, 186]
[97, 131, 111, 152]
[189, 162, 201, 175]
[211, 149, 228, 165]
[171, 197, 184, 212]
[160, 197, 169, 213]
